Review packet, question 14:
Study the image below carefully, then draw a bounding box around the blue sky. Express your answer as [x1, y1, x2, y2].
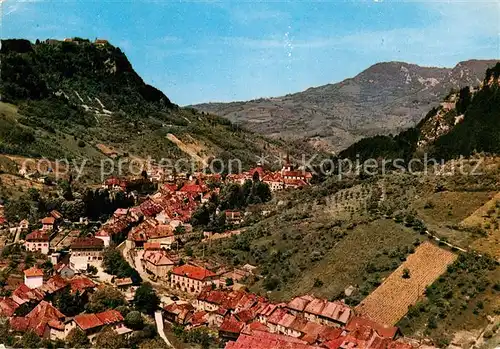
[2, 0, 499, 105]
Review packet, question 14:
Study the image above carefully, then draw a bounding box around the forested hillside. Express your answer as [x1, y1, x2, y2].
[338, 62, 500, 162]
[0, 38, 312, 173]
[193, 60, 497, 152]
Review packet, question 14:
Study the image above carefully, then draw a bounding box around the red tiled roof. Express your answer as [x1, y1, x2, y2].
[189, 311, 208, 326]
[172, 264, 216, 281]
[128, 229, 148, 242]
[143, 250, 175, 266]
[225, 331, 320, 349]
[139, 199, 164, 217]
[115, 277, 133, 287]
[258, 303, 277, 317]
[284, 178, 308, 187]
[95, 229, 110, 237]
[197, 289, 258, 311]
[50, 210, 63, 219]
[303, 298, 325, 315]
[217, 307, 229, 316]
[267, 308, 288, 325]
[113, 208, 129, 216]
[0, 297, 19, 317]
[242, 321, 269, 335]
[24, 266, 44, 277]
[41, 217, 55, 225]
[319, 301, 351, 324]
[70, 237, 104, 249]
[105, 177, 121, 186]
[287, 295, 315, 312]
[179, 183, 204, 194]
[10, 317, 29, 332]
[12, 283, 45, 304]
[282, 170, 309, 178]
[69, 276, 96, 293]
[234, 309, 256, 323]
[162, 183, 178, 192]
[318, 327, 343, 342]
[345, 316, 399, 339]
[147, 224, 174, 239]
[262, 172, 283, 183]
[164, 302, 194, 314]
[236, 294, 259, 310]
[220, 316, 245, 334]
[144, 242, 161, 250]
[277, 313, 296, 329]
[323, 336, 347, 349]
[25, 230, 49, 241]
[96, 309, 124, 325]
[288, 296, 351, 325]
[74, 313, 102, 330]
[10, 300, 64, 336]
[47, 319, 64, 330]
[299, 322, 324, 344]
[40, 275, 68, 294]
[164, 303, 194, 324]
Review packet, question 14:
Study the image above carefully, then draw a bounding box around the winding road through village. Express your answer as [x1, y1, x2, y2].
[120, 243, 175, 348]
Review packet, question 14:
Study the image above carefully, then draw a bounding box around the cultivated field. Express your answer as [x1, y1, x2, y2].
[355, 242, 457, 326]
[253, 218, 423, 301]
[325, 183, 379, 219]
[460, 191, 500, 258]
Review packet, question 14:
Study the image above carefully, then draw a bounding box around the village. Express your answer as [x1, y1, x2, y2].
[0, 159, 481, 349]
[3, 5, 500, 346]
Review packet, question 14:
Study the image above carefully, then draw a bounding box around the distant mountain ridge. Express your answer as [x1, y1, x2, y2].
[338, 62, 500, 163]
[0, 38, 314, 178]
[192, 59, 498, 153]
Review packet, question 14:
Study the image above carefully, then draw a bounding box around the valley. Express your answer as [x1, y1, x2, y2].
[0, 37, 498, 349]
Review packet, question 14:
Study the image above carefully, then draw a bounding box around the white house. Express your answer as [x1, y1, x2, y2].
[95, 230, 111, 247]
[25, 230, 50, 254]
[69, 237, 104, 271]
[24, 267, 44, 289]
[170, 264, 217, 294]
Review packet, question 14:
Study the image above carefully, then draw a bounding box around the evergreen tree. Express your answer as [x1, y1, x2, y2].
[133, 282, 160, 315]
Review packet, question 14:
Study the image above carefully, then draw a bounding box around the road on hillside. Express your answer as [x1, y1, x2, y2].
[155, 311, 174, 348]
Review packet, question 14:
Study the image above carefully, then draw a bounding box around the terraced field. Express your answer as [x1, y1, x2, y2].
[460, 191, 500, 258]
[355, 242, 457, 326]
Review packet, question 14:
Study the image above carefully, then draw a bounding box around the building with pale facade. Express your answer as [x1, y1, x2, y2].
[24, 266, 44, 289]
[69, 237, 104, 271]
[25, 230, 50, 254]
[170, 264, 217, 294]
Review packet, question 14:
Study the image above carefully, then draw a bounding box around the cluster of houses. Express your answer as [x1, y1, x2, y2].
[20, 174, 251, 286]
[19, 210, 106, 274]
[141, 158, 312, 192]
[22, 210, 63, 255]
[226, 161, 312, 191]
[139, 244, 253, 293]
[163, 287, 413, 349]
[0, 263, 132, 344]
